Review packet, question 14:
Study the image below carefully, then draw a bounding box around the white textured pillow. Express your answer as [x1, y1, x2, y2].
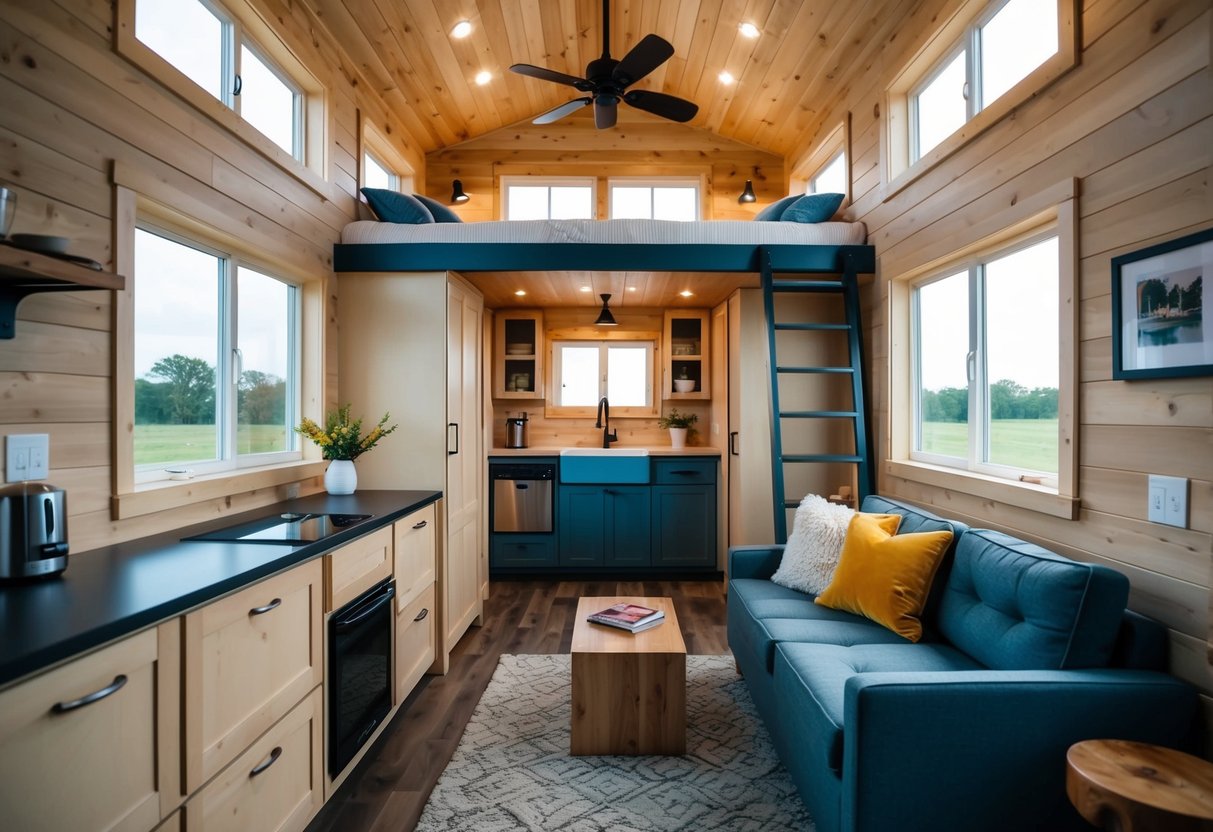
[770, 494, 856, 595]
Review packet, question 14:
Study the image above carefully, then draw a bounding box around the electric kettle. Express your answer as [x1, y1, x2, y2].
[0, 482, 69, 581]
[505, 412, 529, 449]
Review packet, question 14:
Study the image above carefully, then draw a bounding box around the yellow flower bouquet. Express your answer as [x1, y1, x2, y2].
[295, 404, 398, 461]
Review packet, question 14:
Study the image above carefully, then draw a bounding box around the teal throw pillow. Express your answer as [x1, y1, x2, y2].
[414, 193, 464, 223]
[781, 193, 845, 223]
[361, 188, 435, 224]
[753, 194, 802, 221]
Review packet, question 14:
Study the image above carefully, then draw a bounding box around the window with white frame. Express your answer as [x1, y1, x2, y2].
[503, 178, 595, 220]
[609, 179, 700, 221]
[133, 225, 300, 480]
[808, 151, 848, 196]
[362, 151, 398, 191]
[552, 341, 654, 409]
[133, 0, 305, 160]
[911, 233, 1059, 484]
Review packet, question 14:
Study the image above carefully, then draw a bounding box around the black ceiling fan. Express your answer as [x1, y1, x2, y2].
[509, 0, 699, 129]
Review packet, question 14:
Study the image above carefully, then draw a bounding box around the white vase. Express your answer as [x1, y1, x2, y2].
[324, 459, 357, 495]
[668, 427, 688, 449]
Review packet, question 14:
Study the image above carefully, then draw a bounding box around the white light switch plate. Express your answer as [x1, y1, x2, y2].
[5, 434, 50, 482]
[1147, 474, 1188, 528]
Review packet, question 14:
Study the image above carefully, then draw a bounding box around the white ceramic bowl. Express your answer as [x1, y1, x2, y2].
[673, 379, 696, 393]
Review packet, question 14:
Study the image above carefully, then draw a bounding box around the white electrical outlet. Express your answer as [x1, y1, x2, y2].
[5, 434, 50, 482]
[1147, 474, 1188, 529]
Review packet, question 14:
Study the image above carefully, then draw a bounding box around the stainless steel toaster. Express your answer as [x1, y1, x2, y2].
[0, 482, 69, 581]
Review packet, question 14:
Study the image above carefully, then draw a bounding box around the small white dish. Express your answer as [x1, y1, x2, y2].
[673, 379, 696, 393]
[10, 233, 70, 255]
[165, 468, 195, 481]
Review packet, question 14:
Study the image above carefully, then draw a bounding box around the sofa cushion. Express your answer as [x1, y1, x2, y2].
[939, 530, 1130, 670]
[774, 642, 982, 773]
[816, 513, 954, 642]
[770, 494, 855, 595]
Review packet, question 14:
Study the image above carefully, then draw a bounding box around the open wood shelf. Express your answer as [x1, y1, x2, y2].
[0, 244, 125, 338]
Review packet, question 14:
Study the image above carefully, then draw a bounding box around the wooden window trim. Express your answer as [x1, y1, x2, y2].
[606, 176, 706, 221]
[886, 179, 1079, 520]
[544, 332, 662, 419]
[883, 0, 1078, 197]
[500, 175, 599, 221]
[114, 0, 328, 195]
[790, 117, 851, 205]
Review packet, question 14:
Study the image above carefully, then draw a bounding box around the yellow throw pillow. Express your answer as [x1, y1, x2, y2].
[815, 512, 954, 642]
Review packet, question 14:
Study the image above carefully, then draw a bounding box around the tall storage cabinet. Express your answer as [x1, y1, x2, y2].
[338, 271, 484, 673]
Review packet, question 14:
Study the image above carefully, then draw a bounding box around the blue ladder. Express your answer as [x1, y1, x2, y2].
[761, 247, 874, 543]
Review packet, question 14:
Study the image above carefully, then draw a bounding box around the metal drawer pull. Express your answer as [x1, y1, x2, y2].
[670, 469, 697, 475]
[249, 746, 282, 778]
[50, 674, 127, 714]
[411, 520, 428, 530]
[248, 598, 282, 616]
[413, 607, 429, 622]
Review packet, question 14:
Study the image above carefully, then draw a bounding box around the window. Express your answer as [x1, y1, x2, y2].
[362, 151, 397, 191]
[133, 225, 300, 481]
[124, 0, 314, 166]
[911, 233, 1060, 483]
[886, 0, 1075, 184]
[808, 151, 848, 196]
[609, 179, 700, 221]
[552, 341, 654, 409]
[503, 177, 595, 220]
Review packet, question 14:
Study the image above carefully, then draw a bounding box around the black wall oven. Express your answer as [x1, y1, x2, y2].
[328, 577, 395, 777]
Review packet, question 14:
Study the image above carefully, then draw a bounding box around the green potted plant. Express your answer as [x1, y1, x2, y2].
[657, 408, 698, 449]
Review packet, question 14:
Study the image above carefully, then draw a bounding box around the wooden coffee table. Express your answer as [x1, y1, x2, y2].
[570, 596, 687, 756]
[1066, 739, 1213, 831]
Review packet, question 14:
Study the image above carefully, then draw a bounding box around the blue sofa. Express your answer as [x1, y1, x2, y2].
[727, 496, 1198, 832]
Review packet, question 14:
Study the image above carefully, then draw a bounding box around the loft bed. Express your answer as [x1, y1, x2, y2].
[333, 219, 876, 274]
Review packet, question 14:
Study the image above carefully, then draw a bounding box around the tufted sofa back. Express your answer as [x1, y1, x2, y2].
[938, 529, 1129, 669]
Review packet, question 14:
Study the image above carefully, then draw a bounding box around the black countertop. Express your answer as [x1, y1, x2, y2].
[0, 490, 440, 688]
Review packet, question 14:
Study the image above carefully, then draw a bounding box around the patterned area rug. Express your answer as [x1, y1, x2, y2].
[416, 653, 815, 831]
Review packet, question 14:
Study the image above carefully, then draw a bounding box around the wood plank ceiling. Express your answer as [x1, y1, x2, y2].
[303, 0, 910, 158]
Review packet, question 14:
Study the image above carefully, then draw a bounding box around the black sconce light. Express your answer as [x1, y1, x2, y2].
[738, 179, 757, 204]
[594, 293, 618, 326]
[451, 179, 470, 204]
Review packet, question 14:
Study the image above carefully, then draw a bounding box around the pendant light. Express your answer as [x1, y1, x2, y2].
[594, 293, 618, 326]
[738, 179, 756, 204]
[450, 179, 470, 204]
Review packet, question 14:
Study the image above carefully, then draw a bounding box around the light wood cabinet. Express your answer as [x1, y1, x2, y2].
[0, 626, 171, 832]
[664, 310, 710, 399]
[183, 686, 323, 832]
[494, 310, 544, 398]
[324, 525, 393, 612]
[394, 502, 436, 612]
[395, 583, 436, 705]
[183, 560, 323, 793]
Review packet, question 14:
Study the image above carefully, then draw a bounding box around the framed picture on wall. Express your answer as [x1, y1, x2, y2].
[1111, 227, 1212, 380]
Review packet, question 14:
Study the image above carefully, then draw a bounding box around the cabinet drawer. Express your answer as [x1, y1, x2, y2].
[491, 534, 557, 568]
[394, 503, 436, 611]
[326, 525, 394, 612]
[395, 583, 436, 705]
[184, 560, 323, 793]
[184, 686, 323, 832]
[0, 628, 162, 832]
[652, 458, 717, 484]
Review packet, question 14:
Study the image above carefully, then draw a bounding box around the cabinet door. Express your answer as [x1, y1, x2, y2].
[604, 486, 651, 567]
[495, 310, 544, 398]
[183, 560, 323, 792]
[184, 687, 323, 832]
[559, 486, 605, 566]
[651, 484, 717, 567]
[394, 502, 436, 612]
[325, 526, 393, 612]
[0, 629, 163, 832]
[491, 533, 557, 568]
[664, 309, 710, 399]
[395, 583, 436, 705]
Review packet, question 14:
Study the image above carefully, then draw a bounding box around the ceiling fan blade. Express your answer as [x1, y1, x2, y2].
[623, 89, 699, 123]
[594, 99, 618, 129]
[612, 34, 674, 86]
[532, 97, 592, 125]
[509, 63, 593, 91]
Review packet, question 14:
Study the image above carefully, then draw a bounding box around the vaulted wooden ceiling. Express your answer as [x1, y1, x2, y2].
[305, 0, 914, 157]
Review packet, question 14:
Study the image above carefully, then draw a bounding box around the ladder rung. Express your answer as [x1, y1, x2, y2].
[770, 279, 845, 293]
[780, 410, 859, 419]
[776, 366, 855, 374]
[773, 322, 852, 331]
[781, 454, 864, 464]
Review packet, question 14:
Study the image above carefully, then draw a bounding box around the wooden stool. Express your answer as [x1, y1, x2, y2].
[1066, 739, 1213, 831]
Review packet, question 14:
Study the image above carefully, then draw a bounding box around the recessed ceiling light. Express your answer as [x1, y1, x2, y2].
[451, 20, 472, 39]
[580, 286, 592, 293]
[679, 290, 694, 298]
[718, 71, 735, 85]
[474, 70, 492, 86]
[627, 286, 637, 292]
[739, 22, 760, 39]
[514, 289, 526, 296]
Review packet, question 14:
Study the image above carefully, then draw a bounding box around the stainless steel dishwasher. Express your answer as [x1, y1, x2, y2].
[491, 462, 554, 533]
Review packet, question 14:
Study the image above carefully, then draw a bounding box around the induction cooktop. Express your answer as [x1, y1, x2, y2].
[185, 512, 374, 545]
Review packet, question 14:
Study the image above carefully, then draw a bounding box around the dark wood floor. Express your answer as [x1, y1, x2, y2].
[306, 579, 729, 832]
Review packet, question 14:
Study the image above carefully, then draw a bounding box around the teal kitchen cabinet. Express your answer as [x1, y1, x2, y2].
[558, 485, 651, 567]
[650, 459, 717, 569]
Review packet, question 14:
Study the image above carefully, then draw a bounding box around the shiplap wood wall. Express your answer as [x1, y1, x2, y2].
[0, 0, 424, 551]
[785, 0, 1212, 713]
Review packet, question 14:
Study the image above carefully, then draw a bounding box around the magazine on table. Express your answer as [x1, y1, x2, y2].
[587, 602, 666, 633]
